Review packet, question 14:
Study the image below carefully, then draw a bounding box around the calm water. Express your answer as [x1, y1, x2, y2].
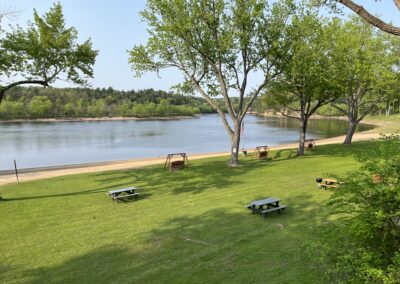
[0, 114, 373, 170]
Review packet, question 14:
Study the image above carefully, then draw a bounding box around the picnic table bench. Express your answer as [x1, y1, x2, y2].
[107, 187, 140, 203]
[317, 178, 341, 189]
[246, 197, 287, 217]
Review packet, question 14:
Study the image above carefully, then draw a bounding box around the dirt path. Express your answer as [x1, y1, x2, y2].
[0, 132, 381, 186]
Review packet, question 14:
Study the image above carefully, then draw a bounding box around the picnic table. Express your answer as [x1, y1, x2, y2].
[107, 187, 140, 202]
[317, 178, 339, 189]
[246, 197, 287, 217]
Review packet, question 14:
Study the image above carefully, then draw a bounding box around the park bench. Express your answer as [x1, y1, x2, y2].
[261, 205, 287, 216]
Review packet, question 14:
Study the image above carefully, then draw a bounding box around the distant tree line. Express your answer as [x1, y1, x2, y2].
[0, 87, 215, 119]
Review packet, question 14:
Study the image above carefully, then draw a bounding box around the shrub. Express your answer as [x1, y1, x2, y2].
[310, 134, 400, 283]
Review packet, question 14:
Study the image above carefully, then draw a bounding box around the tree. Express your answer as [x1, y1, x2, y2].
[0, 3, 98, 104]
[264, 11, 338, 155]
[329, 17, 400, 144]
[129, 0, 293, 167]
[29, 96, 53, 118]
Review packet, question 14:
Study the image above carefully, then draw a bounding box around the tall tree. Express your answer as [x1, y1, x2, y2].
[129, 0, 293, 167]
[0, 3, 98, 103]
[264, 12, 338, 155]
[329, 17, 400, 144]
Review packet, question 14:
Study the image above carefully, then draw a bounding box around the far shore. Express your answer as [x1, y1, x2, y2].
[0, 132, 382, 186]
[0, 115, 199, 123]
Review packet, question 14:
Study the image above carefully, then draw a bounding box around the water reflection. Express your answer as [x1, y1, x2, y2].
[0, 114, 374, 170]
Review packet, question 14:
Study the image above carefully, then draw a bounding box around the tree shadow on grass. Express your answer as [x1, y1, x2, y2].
[307, 141, 379, 159]
[18, 193, 327, 283]
[93, 158, 279, 196]
[2, 187, 108, 202]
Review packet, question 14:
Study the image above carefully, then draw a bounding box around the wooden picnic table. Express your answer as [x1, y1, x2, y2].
[317, 178, 340, 189]
[107, 187, 140, 202]
[246, 197, 287, 217]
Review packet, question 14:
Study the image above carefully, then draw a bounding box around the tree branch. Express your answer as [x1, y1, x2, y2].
[337, 0, 400, 36]
[0, 80, 49, 103]
[279, 111, 300, 120]
[331, 104, 347, 115]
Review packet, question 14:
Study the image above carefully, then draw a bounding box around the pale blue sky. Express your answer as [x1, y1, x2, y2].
[1, 0, 399, 91]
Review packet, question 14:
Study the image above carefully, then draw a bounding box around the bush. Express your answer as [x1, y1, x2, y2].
[310, 134, 400, 283]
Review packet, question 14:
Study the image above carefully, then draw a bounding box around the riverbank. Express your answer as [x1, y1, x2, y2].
[255, 112, 386, 129]
[0, 132, 381, 186]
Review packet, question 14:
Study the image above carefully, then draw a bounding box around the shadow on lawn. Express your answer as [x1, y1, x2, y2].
[93, 158, 278, 196]
[19, 193, 326, 283]
[306, 141, 379, 158]
[2, 187, 107, 202]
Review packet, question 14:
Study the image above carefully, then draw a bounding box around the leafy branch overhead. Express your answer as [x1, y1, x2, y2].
[316, 0, 400, 36]
[0, 3, 98, 102]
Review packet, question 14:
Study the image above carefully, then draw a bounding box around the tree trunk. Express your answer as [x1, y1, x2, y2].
[343, 120, 357, 145]
[0, 90, 5, 104]
[297, 118, 308, 156]
[228, 122, 241, 167]
[386, 101, 391, 116]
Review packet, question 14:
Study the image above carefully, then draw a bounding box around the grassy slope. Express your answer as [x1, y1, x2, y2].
[0, 142, 378, 283]
[364, 114, 400, 133]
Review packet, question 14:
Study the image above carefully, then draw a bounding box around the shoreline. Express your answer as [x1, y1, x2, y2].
[0, 132, 382, 186]
[254, 112, 384, 128]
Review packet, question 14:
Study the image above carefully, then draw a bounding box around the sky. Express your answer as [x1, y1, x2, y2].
[1, 0, 400, 92]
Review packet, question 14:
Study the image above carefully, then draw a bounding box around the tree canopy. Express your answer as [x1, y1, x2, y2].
[328, 16, 400, 144]
[264, 10, 339, 155]
[0, 3, 98, 103]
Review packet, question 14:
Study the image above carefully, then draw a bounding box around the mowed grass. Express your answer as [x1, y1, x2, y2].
[0, 142, 378, 283]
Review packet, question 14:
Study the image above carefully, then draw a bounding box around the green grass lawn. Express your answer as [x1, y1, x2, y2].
[0, 142, 379, 283]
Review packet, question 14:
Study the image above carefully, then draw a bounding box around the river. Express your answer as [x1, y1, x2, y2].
[0, 114, 374, 170]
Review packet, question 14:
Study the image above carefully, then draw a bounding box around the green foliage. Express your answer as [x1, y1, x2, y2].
[0, 3, 98, 101]
[29, 96, 53, 118]
[311, 134, 400, 283]
[328, 16, 400, 121]
[316, 104, 344, 116]
[265, 10, 339, 114]
[0, 86, 211, 119]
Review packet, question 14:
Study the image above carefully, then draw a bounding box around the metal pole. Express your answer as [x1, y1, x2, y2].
[14, 159, 19, 184]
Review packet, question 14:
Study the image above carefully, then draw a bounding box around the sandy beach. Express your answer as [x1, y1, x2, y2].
[0, 132, 381, 186]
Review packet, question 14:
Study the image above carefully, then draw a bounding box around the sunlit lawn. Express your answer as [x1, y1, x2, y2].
[0, 142, 378, 283]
